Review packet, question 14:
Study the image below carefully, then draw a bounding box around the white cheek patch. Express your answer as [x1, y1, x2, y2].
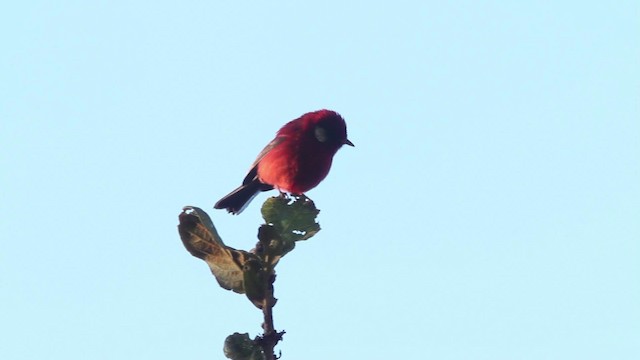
[314, 126, 328, 143]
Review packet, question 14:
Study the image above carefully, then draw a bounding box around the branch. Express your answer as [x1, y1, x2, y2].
[256, 269, 284, 360]
[178, 196, 321, 360]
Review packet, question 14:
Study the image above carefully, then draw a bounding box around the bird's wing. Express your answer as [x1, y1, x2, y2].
[241, 136, 285, 185]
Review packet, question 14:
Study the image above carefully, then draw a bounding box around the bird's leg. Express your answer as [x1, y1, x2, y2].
[278, 191, 289, 200]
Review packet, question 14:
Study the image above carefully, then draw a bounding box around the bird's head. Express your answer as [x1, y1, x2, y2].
[306, 109, 354, 150]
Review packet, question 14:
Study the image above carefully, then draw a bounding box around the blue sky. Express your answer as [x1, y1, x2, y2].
[2, 1, 638, 359]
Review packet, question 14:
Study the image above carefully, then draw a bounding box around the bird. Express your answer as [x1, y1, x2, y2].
[214, 109, 353, 214]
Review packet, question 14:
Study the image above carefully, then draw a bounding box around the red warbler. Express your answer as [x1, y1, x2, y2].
[214, 109, 353, 214]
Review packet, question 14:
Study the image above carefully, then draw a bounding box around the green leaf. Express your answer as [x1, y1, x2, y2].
[242, 258, 270, 309]
[256, 225, 293, 266]
[223, 333, 265, 360]
[260, 195, 321, 251]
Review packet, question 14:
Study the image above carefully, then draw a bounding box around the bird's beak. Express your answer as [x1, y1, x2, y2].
[344, 139, 354, 147]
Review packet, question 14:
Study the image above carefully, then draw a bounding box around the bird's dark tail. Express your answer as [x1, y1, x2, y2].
[214, 180, 273, 215]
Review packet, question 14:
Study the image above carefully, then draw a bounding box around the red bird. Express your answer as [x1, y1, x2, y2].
[214, 109, 353, 214]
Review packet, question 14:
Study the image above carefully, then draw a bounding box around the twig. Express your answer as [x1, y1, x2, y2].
[257, 269, 284, 359]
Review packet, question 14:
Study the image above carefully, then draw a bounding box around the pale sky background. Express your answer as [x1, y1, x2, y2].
[2, 1, 639, 359]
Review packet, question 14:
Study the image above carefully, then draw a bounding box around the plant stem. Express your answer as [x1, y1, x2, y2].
[257, 269, 284, 360]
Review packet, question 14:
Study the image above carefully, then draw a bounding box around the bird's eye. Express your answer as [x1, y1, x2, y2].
[314, 125, 328, 143]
